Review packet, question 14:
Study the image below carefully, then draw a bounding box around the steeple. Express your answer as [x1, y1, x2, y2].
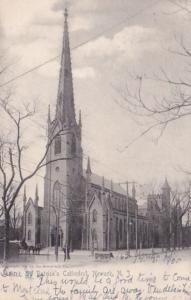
[86, 157, 92, 175]
[56, 8, 76, 126]
[79, 110, 82, 127]
[48, 105, 51, 123]
[162, 178, 171, 209]
[47, 105, 51, 134]
[132, 182, 136, 199]
[35, 184, 39, 206]
[23, 186, 27, 208]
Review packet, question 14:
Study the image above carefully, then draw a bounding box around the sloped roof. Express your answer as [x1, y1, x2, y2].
[83, 170, 127, 196]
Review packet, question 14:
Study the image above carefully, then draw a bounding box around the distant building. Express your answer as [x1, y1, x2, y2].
[23, 185, 43, 246]
[146, 179, 183, 249]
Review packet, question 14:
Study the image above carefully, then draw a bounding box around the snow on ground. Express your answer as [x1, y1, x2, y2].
[0, 248, 190, 300]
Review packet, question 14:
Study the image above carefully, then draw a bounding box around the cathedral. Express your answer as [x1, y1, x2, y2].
[22, 9, 172, 252]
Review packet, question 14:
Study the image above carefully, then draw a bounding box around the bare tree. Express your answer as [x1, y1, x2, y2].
[9, 202, 22, 240]
[148, 186, 191, 250]
[0, 95, 76, 261]
[115, 1, 191, 148]
[170, 188, 191, 249]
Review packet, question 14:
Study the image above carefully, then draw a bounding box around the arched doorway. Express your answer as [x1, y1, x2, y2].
[71, 226, 82, 249]
[51, 227, 63, 247]
[70, 216, 83, 250]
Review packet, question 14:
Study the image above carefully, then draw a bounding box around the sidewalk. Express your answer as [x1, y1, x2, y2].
[38, 247, 167, 259]
[9, 247, 186, 265]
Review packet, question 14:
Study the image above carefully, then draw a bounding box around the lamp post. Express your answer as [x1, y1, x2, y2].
[135, 203, 138, 255]
[118, 181, 137, 256]
[118, 181, 148, 257]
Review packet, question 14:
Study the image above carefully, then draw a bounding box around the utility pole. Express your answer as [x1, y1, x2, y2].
[118, 180, 143, 256]
[107, 208, 110, 251]
[126, 181, 130, 256]
[135, 203, 138, 255]
[55, 212, 59, 262]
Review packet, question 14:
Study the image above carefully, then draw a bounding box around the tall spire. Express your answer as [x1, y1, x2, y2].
[56, 8, 76, 126]
[86, 157, 92, 175]
[23, 186, 27, 206]
[35, 184, 39, 206]
[79, 110, 82, 127]
[48, 105, 51, 122]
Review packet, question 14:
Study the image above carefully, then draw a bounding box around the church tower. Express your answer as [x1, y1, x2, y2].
[162, 178, 171, 210]
[161, 178, 171, 249]
[42, 9, 83, 249]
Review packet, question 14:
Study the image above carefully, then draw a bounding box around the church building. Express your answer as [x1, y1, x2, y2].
[24, 9, 171, 252]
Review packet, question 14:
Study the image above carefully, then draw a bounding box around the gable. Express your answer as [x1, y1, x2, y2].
[25, 197, 35, 212]
[89, 192, 102, 211]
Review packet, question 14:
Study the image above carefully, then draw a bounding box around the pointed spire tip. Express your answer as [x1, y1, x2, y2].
[79, 110, 82, 126]
[48, 105, 51, 121]
[86, 156, 92, 174]
[35, 184, 38, 196]
[64, 8, 68, 19]
[23, 185, 27, 202]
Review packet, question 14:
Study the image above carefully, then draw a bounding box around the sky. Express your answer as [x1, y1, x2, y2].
[0, 0, 191, 206]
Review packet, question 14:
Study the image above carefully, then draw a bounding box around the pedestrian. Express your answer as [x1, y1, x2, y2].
[63, 246, 66, 261]
[67, 244, 70, 260]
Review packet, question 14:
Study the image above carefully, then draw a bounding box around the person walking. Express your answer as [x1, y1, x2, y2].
[63, 243, 70, 261]
[66, 244, 70, 260]
[63, 245, 66, 261]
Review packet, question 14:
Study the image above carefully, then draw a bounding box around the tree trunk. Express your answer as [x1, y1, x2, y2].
[174, 224, 177, 250]
[4, 211, 10, 261]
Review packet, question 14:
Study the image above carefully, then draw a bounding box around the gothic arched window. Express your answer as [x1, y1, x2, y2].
[53, 181, 60, 206]
[28, 212, 32, 225]
[119, 220, 123, 240]
[54, 135, 61, 155]
[92, 209, 97, 223]
[28, 230, 31, 241]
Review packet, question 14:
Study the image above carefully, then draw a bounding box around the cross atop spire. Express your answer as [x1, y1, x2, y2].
[56, 8, 76, 126]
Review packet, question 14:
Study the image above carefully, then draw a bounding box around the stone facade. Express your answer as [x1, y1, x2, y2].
[38, 10, 172, 251]
[23, 186, 42, 247]
[146, 179, 171, 249]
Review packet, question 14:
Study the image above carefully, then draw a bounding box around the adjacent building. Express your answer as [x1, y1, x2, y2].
[23, 186, 43, 247]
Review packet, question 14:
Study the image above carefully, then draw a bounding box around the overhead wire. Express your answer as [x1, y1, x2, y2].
[0, 0, 159, 88]
[0, 1, 162, 209]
